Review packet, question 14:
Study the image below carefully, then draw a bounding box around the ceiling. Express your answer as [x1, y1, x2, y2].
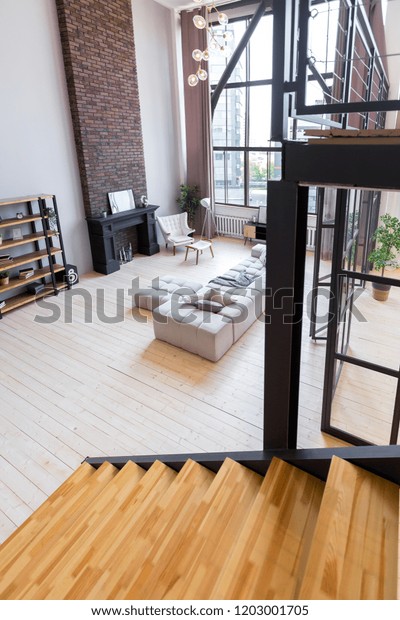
[154, 0, 240, 11]
[154, 0, 202, 9]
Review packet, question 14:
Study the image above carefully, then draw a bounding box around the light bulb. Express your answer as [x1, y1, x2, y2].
[222, 31, 233, 41]
[198, 68, 208, 81]
[218, 12, 228, 25]
[202, 49, 210, 61]
[220, 46, 230, 57]
[193, 14, 206, 29]
[192, 49, 203, 62]
[188, 73, 199, 87]
[209, 39, 218, 51]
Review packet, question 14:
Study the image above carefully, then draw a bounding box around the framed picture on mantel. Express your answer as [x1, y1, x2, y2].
[108, 189, 136, 214]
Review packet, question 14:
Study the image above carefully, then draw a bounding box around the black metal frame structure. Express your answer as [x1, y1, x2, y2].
[284, 139, 400, 448]
[295, 0, 398, 125]
[309, 187, 334, 341]
[320, 187, 400, 445]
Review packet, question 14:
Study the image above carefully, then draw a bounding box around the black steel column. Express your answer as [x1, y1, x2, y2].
[321, 189, 348, 431]
[264, 180, 308, 449]
[271, 0, 293, 141]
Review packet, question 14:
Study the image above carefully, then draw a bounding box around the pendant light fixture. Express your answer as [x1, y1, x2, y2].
[187, 1, 232, 87]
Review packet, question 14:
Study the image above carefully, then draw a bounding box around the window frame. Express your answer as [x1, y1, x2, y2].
[210, 12, 280, 209]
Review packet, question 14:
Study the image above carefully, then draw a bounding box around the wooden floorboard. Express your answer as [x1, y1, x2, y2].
[0, 237, 395, 543]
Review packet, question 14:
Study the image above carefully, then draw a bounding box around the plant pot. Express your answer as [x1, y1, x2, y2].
[0, 276, 9, 286]
[371, 282, 391, 302]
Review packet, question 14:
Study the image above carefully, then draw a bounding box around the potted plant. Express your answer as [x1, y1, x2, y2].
[177, 184, 200, 229]
[0, 271, 10, 286]
[368, 213, 400, 301]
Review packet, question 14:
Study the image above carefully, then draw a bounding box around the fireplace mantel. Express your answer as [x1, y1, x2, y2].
[86, 205, 160, 274]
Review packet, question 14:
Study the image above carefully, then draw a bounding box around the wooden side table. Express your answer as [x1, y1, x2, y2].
[184, 240, 214, 265]
[243, 223, 256, 245]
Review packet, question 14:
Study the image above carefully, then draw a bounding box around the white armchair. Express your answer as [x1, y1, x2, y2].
[156, 212, 195, 255]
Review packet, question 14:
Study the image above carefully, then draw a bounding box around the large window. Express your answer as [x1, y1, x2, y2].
[210, 13, 281, 208]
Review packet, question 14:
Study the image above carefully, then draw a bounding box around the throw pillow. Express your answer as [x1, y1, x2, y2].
[205, 288, 235, 306]
[196, 299, 223, 313]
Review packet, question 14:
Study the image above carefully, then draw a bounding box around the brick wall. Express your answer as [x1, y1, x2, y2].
[55, 0, 147, 221]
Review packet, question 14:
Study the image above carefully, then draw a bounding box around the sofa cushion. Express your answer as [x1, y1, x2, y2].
[134, 276, 203, 311]
[133, 288, 170, 311]
[159, 276, 203, 293]
[251, 244, 265, 258]
[196, 315, 234, 362]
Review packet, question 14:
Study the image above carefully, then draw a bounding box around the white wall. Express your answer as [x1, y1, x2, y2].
[0, 0, 92, 274]
[132, 0, 185, 224]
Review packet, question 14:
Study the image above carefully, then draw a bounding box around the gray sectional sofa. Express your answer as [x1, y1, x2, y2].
[134, 244, 266, 362]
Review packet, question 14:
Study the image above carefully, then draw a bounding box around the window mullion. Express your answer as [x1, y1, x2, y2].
[224, 91, 228, 204]
[244, 18, 251, 207]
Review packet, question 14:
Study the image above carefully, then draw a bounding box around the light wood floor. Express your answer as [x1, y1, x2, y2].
[1, 236, 396, 543]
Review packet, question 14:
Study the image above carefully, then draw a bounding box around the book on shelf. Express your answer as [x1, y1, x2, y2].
[19, 268, 34, 279]
[0, 300, 6, 309]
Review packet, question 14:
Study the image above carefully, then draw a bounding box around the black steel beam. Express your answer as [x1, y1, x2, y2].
[339, 269, 400, 288]
[297, 99, 400, 116]
[335, 353, 400, 380]
[84, 445, 400, 485]
[211, 0, 268, 116]
[284, 142, 400, 190]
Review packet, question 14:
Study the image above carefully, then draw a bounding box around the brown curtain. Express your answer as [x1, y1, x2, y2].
[181, 8, 215, 236]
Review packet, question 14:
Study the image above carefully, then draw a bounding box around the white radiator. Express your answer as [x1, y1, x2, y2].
[306, 225, 316, 250]
[216, 213, 316, 248]
[215, 214, 249, 238]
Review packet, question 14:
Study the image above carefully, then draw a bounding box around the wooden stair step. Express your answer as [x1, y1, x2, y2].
[299, 456, 399, 600]
[0, 461, 117, 596]
[146, 458, 263, 600]
[3, 460, 146, 599]
[88, 459, 216, 599]
[30, 460, 176, 600]
[211, 457, 325, 600]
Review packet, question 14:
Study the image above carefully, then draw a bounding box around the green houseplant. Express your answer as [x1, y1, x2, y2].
[177, 184, 200, 229]
[368, 213, 400, 301]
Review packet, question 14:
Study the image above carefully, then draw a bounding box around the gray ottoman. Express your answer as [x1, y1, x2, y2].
[153, 299, 234, 362]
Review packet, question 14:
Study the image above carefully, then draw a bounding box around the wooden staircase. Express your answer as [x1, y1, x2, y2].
[0, 456, 398, 600]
